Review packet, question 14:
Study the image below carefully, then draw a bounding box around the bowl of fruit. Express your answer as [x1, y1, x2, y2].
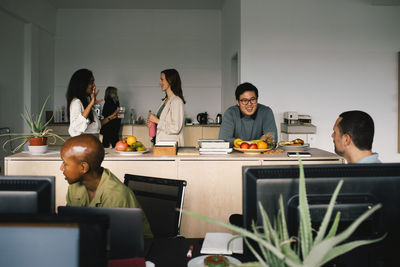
[233, 138, 271, 154]
[115, 136, 148, 155]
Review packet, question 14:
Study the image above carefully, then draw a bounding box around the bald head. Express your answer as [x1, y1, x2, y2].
[61, 134, 105, 171]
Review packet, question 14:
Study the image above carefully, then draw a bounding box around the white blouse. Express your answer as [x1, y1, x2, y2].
[68, 98, 101, 137]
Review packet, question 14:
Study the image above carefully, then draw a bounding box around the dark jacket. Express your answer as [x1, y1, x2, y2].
[100, 96, 121, 147]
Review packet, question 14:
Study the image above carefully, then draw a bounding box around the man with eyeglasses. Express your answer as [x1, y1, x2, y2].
[218, 82, 277, 147]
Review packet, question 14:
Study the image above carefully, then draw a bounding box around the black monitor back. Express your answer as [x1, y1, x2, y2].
[0, 214, 109, 267]
[0, 175, 55, 214]
[242, 163, 400, 266]
[58, 206, 144, 259]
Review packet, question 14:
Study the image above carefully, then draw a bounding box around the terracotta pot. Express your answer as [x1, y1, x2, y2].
[28, 137, 47, 146]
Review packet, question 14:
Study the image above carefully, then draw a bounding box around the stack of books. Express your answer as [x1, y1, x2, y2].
[198, 139, 232, 155]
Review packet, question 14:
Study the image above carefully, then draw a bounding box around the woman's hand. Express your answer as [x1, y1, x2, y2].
[147, 113, 159, 124]
[102, 108, 119, 126]
[110, 109, 119, 119]
[89, 87, 103, 106]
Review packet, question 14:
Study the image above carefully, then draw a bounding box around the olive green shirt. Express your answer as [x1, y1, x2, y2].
[66, 168, 153, 238]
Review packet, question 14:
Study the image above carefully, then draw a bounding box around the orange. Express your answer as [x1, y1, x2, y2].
[233, 138, 242, 148]
[126, 136, 137, 146]
[257, 141, 268, 149]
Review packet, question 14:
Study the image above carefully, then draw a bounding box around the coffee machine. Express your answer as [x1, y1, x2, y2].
[197, 112, 208, 124]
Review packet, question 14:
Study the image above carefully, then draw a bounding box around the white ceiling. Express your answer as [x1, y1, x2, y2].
[51, 0, 225, 9]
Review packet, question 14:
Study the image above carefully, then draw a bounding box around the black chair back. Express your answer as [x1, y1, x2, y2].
[124, 174, 187, 238]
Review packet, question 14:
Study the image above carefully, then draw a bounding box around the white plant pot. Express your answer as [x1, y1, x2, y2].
[28, 145, 48, 155]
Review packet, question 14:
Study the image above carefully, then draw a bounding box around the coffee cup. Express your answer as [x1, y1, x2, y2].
[118, 107, 125, 118]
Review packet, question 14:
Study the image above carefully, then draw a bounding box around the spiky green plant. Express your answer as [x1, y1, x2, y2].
[183, 157, 386, 267]
[0, 95, 65, 152]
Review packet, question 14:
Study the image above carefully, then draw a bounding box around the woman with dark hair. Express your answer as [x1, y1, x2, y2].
[66, 68, 118, 137]
[147, 69, 186, 146]
[100, 86, 121, 147]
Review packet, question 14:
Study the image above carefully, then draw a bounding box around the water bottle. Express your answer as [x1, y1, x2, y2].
[130, 108, 136, 124]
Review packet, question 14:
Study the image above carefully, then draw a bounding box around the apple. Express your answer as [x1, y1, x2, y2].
[249, 144, 258, 149]
[115, 141, 128, 151]
[240, 142, 250, 149]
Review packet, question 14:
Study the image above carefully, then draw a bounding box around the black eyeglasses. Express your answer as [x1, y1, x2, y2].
[239, 97, 258, 105]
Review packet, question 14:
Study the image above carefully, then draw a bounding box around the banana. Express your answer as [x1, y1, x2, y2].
[237, 140, 262, 145]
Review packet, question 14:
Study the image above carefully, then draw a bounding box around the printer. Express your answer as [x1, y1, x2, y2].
[280, 112, 316, 147]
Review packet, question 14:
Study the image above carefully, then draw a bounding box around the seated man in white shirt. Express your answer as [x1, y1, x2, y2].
[331, 110, 381, 163]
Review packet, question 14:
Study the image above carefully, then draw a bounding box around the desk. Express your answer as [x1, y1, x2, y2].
[5, 148, 343, 237]
[146, 238, 245, 267]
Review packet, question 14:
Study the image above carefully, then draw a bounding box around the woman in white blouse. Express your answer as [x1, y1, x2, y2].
[66, 69, 118, 137]
[147, 69, 186, 146]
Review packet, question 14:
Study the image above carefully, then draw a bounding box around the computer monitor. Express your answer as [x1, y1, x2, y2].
[58, 206, 145, 259]
[242, 163, 400, 266]
[0, 176, 55, 214]
[0, 214, 109, 267]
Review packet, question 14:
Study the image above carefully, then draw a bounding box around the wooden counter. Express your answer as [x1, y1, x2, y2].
[5, 148, 343, 237]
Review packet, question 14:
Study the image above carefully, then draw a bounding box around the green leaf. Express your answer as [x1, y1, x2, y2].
[36, 95, 50, 127]
[326, 212, 341, 239]
[258, 202, 280, 248]
[320, 234, 387, 266]
[250, 221, 271, 265]
[303, 204, 382, 266]
[297, 156, 313, 258]
[314, 180, 343, 245]
[277, 196, 302, 263]
[22, 113, 34, 132]
[243, 237, 269, 267]
[278, 195, 290, 242]
[181, 209, 302, 267]
[238, 262, 263, 267]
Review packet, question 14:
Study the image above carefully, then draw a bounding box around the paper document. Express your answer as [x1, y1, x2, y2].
[200, 232, 243, 255]
[155, 141, 177, 147]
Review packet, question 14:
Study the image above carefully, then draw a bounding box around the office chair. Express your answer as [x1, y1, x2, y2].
[124, 174, 187, 238]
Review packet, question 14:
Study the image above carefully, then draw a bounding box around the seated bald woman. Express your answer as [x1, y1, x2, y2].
[60, 134, 152, 238]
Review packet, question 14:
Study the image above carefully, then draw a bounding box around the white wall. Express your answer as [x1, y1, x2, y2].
[221, 0, 240, 112]
[54, 9, 221, 123]
[0, 1, 56, 133]
[0, 9, 25, 133]
[241, 0, 400, 162]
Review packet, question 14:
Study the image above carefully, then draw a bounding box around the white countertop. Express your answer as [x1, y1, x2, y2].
[5, 147, 343, 162]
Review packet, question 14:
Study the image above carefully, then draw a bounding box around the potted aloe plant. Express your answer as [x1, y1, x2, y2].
[1, 96, 65, 153]
[183, 158, 385, 267]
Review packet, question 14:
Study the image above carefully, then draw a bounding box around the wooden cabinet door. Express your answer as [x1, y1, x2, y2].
[202, 126, 220, 140]
[183, 126, 202, 147]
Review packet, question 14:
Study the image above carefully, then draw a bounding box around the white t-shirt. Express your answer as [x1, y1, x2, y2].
[68, 98, 101, 137]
